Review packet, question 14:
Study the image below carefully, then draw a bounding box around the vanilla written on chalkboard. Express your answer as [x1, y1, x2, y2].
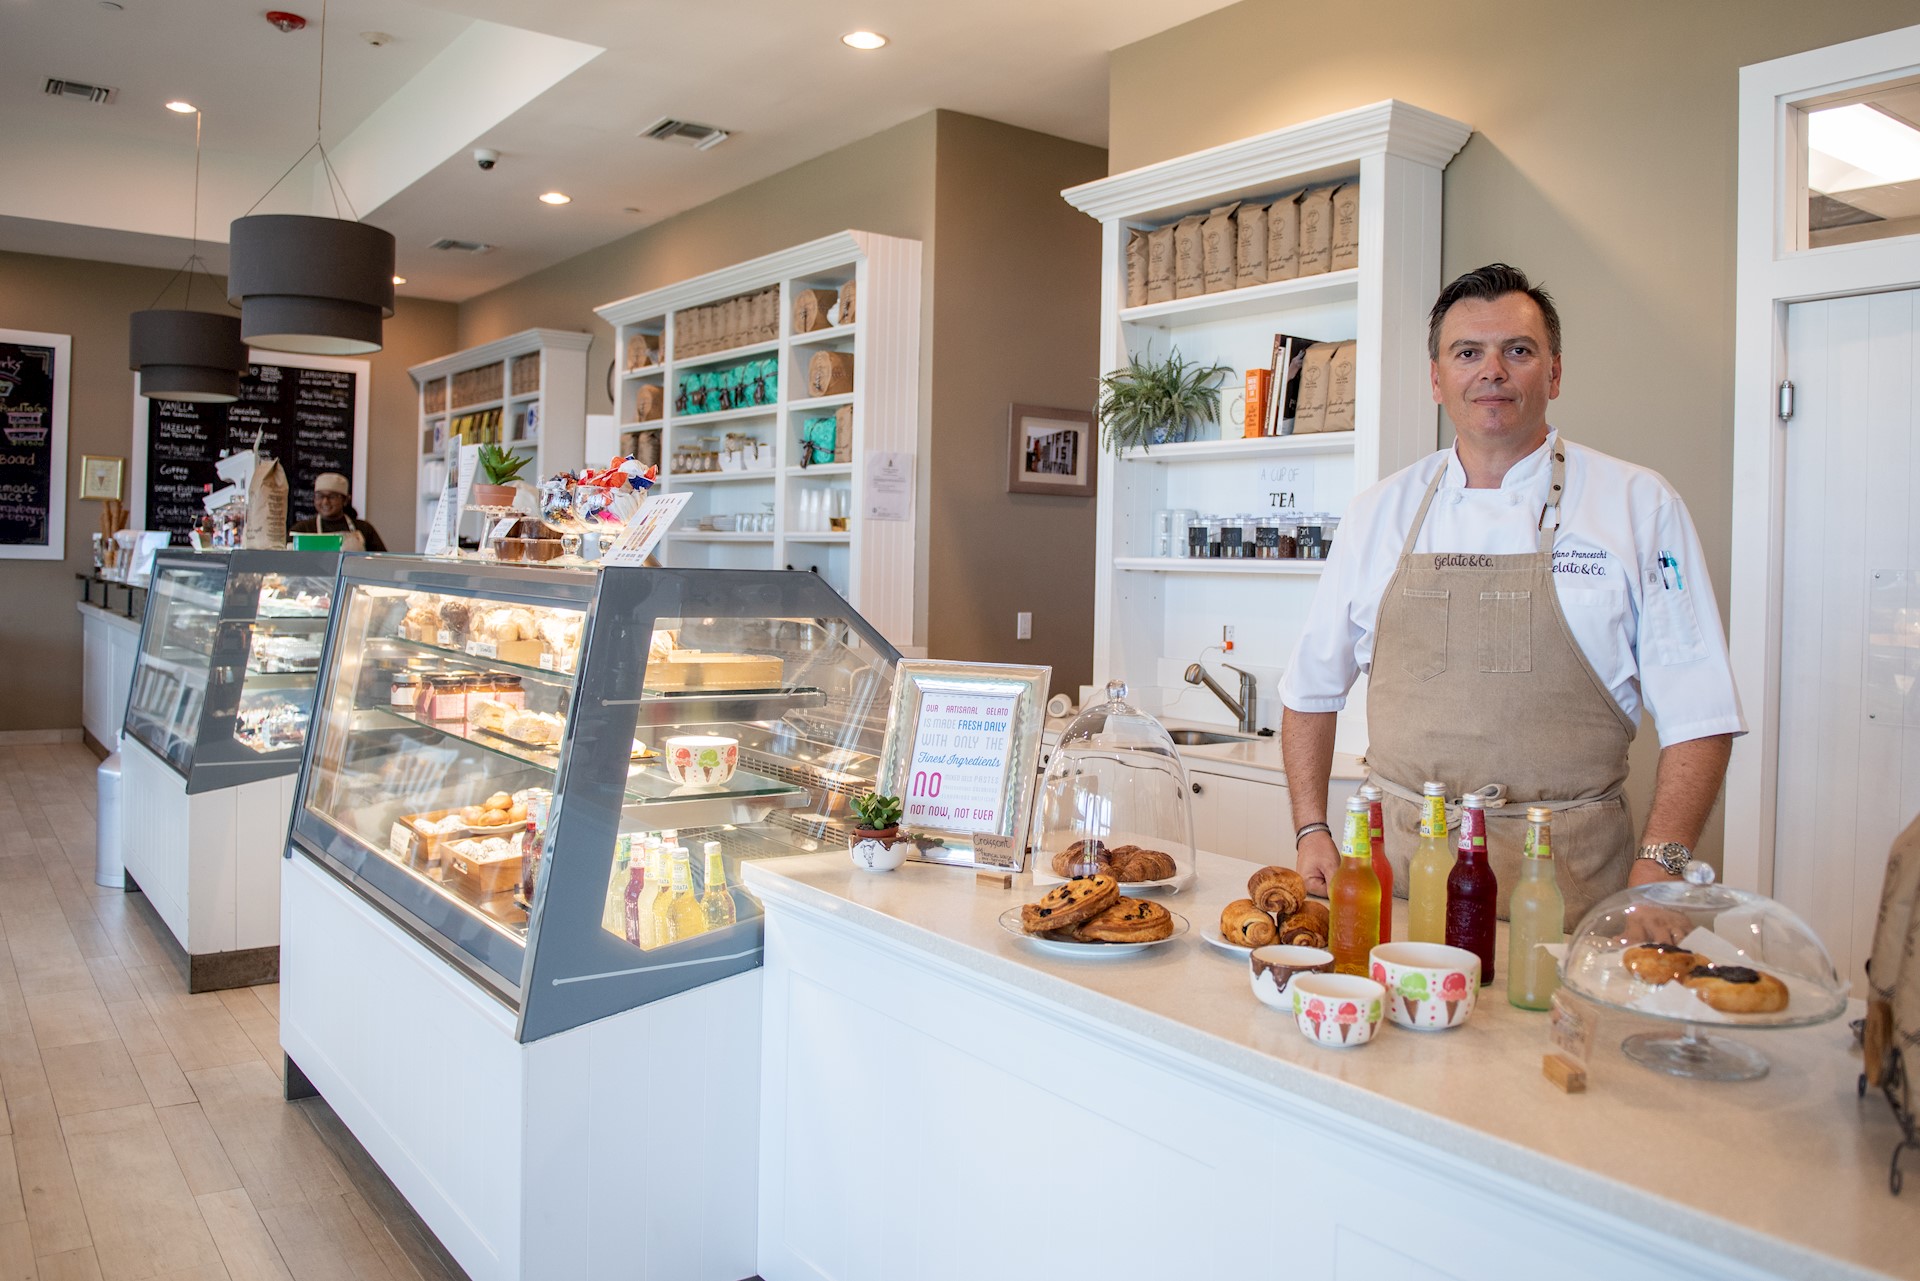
[144, 363, 357, 541]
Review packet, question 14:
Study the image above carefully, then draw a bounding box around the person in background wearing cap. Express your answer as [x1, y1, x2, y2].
[290, 472, 386, 552]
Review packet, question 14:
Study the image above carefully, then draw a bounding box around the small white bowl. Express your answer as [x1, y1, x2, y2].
[1248, 945, 1334, 1013]
[662, 735, 738, 787]
[1290, 973, 1387, 1049]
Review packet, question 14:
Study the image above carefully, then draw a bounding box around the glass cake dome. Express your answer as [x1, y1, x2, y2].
[1030, 681, 1195, 893]
[1560, 862, 1849, 1081]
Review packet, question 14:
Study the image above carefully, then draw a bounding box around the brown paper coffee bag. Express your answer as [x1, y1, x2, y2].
[1292, 343, 1337, 434]
[808, 350, 855, 397]
[1147, 227, 1175, 303]
[1322, 341, 1358, 433]
[1298, 186, 1335, 277]
[794, 289, 837, 334]
[1267, 191, 1302, 281]
[1201, 202, 1240, 294]
[836, 280, 856, 327]
[1126, 230, 1149, 308]
[1235, 203, 1268, 288]
[1173, 213, 1206, 298]
[242, 456, 288, 549]
[833, 405, 853, 463]
[635, 384, 664, 422]
[1330, 183, 1360, 272]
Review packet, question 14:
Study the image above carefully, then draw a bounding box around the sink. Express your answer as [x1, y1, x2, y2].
[1166, 729, 1250, 746]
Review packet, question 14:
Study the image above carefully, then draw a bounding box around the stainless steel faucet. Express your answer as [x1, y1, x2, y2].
[1184, 660, 1258, 733]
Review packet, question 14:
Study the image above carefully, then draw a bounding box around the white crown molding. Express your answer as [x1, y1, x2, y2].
[408, 327, 593, 385]
[592, 230, 883, 326]
[1062, 100, 1472, 223]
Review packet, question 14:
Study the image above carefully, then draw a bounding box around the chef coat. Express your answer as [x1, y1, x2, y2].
[1281, 431, 1745, 747]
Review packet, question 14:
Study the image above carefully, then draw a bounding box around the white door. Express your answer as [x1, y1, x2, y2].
[1775, 288, 1920, 992]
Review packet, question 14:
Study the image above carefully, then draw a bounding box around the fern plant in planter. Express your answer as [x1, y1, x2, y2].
[1096, 347, 1230, 454]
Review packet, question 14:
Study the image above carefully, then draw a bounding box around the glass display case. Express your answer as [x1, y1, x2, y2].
[287, 558, 899, 1041]
[123, 549, 339, 791]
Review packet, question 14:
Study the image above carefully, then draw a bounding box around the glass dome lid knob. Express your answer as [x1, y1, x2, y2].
[1105, 679, 1128, 703]
[1684, 862, 1714, 886]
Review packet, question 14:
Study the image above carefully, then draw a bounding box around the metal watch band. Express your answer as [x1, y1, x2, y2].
[1637, 842, 1692, 875]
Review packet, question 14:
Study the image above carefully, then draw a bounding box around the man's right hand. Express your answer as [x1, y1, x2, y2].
[1296, 829, 1339, 899]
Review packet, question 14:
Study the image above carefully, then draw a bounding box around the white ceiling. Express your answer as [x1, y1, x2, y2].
[2, 0, 1238, 302]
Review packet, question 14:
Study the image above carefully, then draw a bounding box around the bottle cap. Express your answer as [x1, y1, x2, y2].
[1345, 795, 1369, 814]
[1526, 806, 1552, 822]
[703, 839, 722, 858]
[1422, 780, 1448, 797]
[1461, 794, 1485, 810]
[1358, 783, 1383, 802]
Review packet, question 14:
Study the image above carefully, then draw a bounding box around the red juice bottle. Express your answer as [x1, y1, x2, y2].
[621, 858, 646, 946]
[1360, 783, 1392, 943]
[1445, 794, 1497, 986]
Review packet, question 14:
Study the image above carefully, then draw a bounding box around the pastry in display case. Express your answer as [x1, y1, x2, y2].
[288, 560, 900, 1041]
[123, 549, 341, 791]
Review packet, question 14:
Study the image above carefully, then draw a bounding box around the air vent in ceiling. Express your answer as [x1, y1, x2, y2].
[640, 117, 731, 151]
[428, 238, 493, 254]
[44, 78, 117, 105]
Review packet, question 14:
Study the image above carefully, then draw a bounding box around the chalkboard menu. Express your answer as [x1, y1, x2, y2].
[145, 362, 357, 539]
[0, 339, 59, 550]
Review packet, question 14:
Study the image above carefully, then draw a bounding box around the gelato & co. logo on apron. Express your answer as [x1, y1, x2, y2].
[1432, 553, 1495, 570]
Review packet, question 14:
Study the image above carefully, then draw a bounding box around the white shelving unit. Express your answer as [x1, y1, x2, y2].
[1063, 100, 1471, 748]
[594, 230, 923, 648]
[408, 329, 592, 552]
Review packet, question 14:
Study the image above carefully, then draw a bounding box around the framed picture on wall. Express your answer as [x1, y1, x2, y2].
[77, 455, 124, 501]
[1007, 403, 1096, 498]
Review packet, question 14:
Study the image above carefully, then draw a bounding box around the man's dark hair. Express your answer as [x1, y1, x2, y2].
[1427, 263, 1561, 360]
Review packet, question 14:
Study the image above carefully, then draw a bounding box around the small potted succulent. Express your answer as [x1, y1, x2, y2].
[848, 792, 910, 872]
[1096, 346, 1230, 453]
[472, 444, 532, 508]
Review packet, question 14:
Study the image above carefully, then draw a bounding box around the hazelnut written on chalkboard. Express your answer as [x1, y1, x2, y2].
[873, 660, 1052, 872]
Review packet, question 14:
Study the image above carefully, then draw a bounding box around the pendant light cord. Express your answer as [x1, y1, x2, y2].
[243, 0, 361, 222]
[148, 107, 213, 310]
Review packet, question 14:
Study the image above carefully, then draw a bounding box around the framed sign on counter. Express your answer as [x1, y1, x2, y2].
[131, 351, 368, 541]
[0, 329, 71, 560]
[875, 660, 1050, 871]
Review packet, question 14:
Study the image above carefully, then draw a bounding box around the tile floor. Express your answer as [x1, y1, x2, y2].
[0, 743, 467, 1280]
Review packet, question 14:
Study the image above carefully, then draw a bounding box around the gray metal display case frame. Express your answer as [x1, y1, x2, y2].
[286, 557, 900, 1043]
[123, 548, 341, 794]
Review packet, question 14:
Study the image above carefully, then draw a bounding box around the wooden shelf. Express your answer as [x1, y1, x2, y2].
[786, 463, 851, 477]
[671, 338, 780, 371]
[1116, 433, 1355, 463]
[786, 532, 849, 543]
[620, 364, 666, 380]
[669, 404, 779, 427]
[669, 471, 777, 485]
[1113, 557, 1327, 575]
[668, 531, 775, 542]
[789, 323, 856, 346]
[1118, 269, 1359, 328]
[787, 393, 854, 413]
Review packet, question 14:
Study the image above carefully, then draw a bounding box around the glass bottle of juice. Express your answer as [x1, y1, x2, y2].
[635, 838, 667, 949]
[1508, 806, 1564, 1010]
[1329, 795, 1381, 976]
[621, 853, 647, 946]
[1359, 783, 1392, 944]
[700, 840, 737, 930]
[516, 793, 549, 907]
[656, 846, 707, 944]
[602, 836, 632, 935]
[1445, 794, 1498, 986]
[1407, 782, 1451, 944]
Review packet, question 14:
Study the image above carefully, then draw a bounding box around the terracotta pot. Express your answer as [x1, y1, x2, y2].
[851, 825, 898, 845]
[471, 482, 519, 508]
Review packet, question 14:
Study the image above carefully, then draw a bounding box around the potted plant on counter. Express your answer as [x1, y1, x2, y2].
[848, 792, 910, 873]
[472, 444, 532, 508]
[1096, 346, 1229, 453]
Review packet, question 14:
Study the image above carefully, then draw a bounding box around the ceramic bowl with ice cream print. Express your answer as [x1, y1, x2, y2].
[1370, 943, 1481, 1031]
[1289, 973, 1385, 1049]
[662, 735, 739, 787]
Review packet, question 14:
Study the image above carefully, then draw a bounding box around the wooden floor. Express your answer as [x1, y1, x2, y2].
[0, 743, 467, 1281]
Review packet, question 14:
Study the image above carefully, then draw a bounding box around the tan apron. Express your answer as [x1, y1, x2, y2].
[1364, 442, 1636, 927]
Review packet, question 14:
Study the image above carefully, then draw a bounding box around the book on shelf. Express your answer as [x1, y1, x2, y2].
[1263, 332, 1322, 437]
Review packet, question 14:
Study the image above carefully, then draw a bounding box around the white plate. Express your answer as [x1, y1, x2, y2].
[1201, 930, 1253, 957]
[997, 906, 1189, 957]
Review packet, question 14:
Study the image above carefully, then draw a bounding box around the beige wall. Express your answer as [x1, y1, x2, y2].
[927, 114, 1106, 693]
[0, 249, 455, 731]
[1109, 0, 1920, 865]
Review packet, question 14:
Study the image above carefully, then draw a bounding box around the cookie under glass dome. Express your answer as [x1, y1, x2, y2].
[1560, 863, 1849, 1081]
[1030, 680, 1195, 893]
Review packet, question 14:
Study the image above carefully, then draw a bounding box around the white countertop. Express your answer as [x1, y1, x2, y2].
[75, 599, 143, 633]
[744, 849, 1919, 1281]
[1043, 713, 1366, 784]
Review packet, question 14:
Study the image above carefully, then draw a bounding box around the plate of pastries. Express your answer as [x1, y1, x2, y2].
[1001, 874, 1189, 956]
[1207, 865, 1331, 956]
[1047, 838, 1179, 888]
[1620, 941, 1790, 1014]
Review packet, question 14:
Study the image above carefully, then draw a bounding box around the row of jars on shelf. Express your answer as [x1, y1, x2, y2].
[1152, 508, 1342, 560]
[692, 488, 849, 533]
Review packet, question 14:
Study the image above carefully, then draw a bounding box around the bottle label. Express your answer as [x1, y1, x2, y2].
[1343, 809, 1371, 860]
[1421, 795, 1446, 839]
[1524, 825, 1551, 861]
[1458, 805, 1487, 854]
[705, 852, 726, 886]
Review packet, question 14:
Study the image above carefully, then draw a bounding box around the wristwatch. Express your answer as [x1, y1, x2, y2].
[1637, 842, 1692, 876]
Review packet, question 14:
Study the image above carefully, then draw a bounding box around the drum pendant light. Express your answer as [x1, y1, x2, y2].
[227, 0, 395, 355]
[130, 105, 248, 403]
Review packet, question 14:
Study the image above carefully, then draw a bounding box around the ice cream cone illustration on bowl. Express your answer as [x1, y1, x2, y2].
[1304, 996, 1325, 1041]
[1335, 1002, 1359, 1043]
[1398, 972, 1429, 1024]
[1371, 961, 1388, 986]
[1441, 971, 1469, 1024]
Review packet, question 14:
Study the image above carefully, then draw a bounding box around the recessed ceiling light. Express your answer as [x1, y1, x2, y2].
[538, 191, 571, 205]
[165, 100, 197, 113]
[392, 275, 407, 285]
[841, 30, 887, 50]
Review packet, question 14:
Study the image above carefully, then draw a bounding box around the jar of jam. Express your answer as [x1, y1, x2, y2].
[428, 676, 467, 722]
[495, 674, 526, 709]
[390, 672, 419, 711]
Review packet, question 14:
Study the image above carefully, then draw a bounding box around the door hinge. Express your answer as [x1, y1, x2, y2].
[1778, 379, 1795, 421]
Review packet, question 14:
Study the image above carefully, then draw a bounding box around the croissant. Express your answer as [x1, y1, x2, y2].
[1220, 899, 1277, 948]
[1248, 866, 1307, 918]
[1278, 901, 1331, 947]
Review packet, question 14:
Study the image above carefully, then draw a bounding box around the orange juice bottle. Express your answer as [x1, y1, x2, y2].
[1330, 795, 1381, 976]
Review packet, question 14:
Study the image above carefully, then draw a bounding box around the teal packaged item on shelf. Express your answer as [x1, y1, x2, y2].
[719, 365, 740, 411]
[800, 416, 837, 467]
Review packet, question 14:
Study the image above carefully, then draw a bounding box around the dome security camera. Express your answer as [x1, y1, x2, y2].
[474, 148, 499, 171]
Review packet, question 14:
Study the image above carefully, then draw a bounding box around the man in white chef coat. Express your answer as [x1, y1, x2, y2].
[1282, 264, 1744, 920]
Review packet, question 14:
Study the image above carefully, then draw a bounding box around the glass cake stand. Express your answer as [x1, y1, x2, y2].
[1560, 863, 1848, 1082]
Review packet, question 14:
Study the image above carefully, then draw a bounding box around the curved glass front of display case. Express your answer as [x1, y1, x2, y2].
[288, 558, 900, 1040]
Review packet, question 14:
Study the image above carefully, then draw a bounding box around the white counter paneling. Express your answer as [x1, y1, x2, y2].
[78, 601, 141, 749]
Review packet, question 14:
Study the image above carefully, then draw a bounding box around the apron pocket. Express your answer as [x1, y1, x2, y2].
[1397, 588, 1449, 682]
[1477, 590, 1533, 673]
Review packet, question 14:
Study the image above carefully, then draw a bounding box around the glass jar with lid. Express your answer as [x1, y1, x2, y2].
[1029, 680, 1195, 893]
